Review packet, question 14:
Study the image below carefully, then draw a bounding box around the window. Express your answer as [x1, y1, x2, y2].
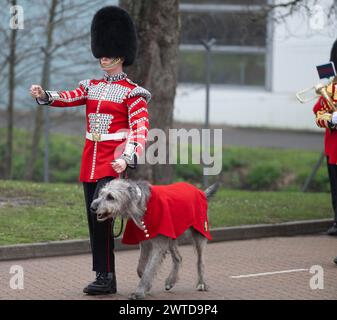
[179, 0, 269, 87]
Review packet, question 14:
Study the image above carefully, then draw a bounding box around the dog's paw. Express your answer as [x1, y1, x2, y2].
[196, 283, 208, 291]
[128, 292, 146, 300]
[137, 269, 143, 279]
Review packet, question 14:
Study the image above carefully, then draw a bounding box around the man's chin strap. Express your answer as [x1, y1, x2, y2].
[100, 57, 123, 70]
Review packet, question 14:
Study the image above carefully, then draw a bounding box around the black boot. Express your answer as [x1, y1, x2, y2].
[83, 272, 117, 295]
[327, 222, 337, 236]
[334, 257, 337, 265]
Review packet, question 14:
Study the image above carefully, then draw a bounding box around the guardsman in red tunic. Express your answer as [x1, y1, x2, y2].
[313, 40, 337, 237]
[30, 6, 151, 295]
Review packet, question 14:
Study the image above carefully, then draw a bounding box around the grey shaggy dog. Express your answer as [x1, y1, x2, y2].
[90, 179, 218, 300]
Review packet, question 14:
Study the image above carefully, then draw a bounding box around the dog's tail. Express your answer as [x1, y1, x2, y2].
[204, 182, 219, 200]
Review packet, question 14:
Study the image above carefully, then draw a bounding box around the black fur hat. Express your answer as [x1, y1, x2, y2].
[91, 6, 138, 66]
[330, 39, 337, 69]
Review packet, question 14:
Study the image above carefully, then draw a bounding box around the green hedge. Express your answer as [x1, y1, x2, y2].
[0, 129, 83, 182]
[0, 129, 330, 192]
[175, 146, 329, 192]
[246, 162, 283, 190]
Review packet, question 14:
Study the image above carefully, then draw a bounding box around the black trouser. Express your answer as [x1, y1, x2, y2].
[327, 158, 337, 223]
[83, 177, 115, 273]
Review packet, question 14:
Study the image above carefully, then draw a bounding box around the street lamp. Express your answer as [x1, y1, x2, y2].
[201, 38, 216, 188]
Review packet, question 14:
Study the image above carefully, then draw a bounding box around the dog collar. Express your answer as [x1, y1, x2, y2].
[133, 185, 149, 238]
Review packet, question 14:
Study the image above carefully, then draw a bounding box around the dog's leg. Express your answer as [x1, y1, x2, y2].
[165, 239, 182, 291]
[191, 228, 208, 291]
[137, 240, 152, 278]
[129, 236, 168, 300]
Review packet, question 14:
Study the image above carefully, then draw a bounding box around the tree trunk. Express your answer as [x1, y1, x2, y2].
[119, 0, 180, 184]
[4, 0, 18, 179]
[25, 0, 58, 180]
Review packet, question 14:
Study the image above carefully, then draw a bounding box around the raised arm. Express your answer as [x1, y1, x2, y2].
[30, 79, 90, 107]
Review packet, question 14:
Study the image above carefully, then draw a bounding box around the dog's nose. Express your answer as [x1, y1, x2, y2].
[90, 202, 98, 214]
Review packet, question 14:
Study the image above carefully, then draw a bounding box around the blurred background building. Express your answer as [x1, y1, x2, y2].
[175, 0, 337, 131]
[1, 0, 336, 133]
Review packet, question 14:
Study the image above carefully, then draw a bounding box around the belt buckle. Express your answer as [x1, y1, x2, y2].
[92, 133, 101, 142]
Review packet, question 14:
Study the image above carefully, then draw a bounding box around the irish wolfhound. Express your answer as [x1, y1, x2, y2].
[90, 179, 218, 300]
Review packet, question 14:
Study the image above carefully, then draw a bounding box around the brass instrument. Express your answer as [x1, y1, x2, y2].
[296, 76, 337, 112]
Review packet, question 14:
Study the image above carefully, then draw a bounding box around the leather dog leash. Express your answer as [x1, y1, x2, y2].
[111, 168, 127, 238]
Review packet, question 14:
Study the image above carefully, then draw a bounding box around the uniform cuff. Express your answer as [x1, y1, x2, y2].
[121, 154, 138, 169]
[121, 141, 139, 169]
[328, 121, 337, 130]
[36, 91, 51, 105]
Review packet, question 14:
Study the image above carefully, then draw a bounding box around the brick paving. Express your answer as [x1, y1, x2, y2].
[0, 235, 337, 300]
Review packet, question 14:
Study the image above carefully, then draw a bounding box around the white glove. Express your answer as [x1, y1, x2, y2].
[111, 158, 127, 174]
[30, 85, 47, 100]
[331, 111, 337, 124]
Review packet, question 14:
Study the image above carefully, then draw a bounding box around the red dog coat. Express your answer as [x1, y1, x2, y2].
[122, 182, 212, 244]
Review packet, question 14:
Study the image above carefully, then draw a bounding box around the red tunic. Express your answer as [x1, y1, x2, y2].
[38, 73, 150, 182]
[313, 97, 337, 164]
[122, 182, 212, 244]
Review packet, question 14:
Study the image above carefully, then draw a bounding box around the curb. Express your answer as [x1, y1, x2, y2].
[0, 218, 333, 262]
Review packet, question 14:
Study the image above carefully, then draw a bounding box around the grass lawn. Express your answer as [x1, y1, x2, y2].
[0, 180, 333, 246]
[209, 188, 332, 226]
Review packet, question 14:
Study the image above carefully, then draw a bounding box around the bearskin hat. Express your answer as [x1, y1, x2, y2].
[91, 6, 138, 66]
[330, 39, 337, 69]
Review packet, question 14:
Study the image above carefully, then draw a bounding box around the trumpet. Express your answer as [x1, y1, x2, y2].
[296, 77, 337, 112]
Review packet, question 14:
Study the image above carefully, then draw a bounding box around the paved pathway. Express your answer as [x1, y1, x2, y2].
[0, 235, 336, 300]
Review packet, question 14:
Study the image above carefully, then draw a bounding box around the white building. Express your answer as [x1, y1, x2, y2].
[174, 0, 337, 131]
